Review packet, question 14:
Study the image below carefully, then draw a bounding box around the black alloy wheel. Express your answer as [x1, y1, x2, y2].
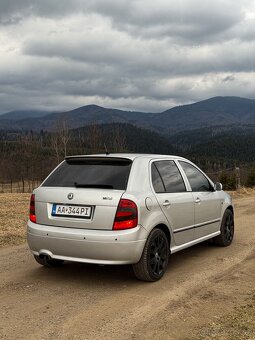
[214, 209, 234, 246]
[223, 212, 234, 244]
[133, 228, 169, 282]
[148, 233, 168, 278]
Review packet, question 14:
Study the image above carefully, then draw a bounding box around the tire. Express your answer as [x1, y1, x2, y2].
[33, 255, 64, 267]
[133, 228, 169, 282]
[213, 209, 234, 246]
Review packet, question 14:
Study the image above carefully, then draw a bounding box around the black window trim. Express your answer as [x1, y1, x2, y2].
[178, 160, 215, 193]
[150, 159, 188, 194]
[151, 162, 166, 193]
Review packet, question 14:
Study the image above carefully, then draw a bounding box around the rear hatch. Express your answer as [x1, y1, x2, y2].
[35, 157, 132, 230]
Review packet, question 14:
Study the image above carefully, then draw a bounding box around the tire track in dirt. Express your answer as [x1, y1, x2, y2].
[0, 194, 254, 339]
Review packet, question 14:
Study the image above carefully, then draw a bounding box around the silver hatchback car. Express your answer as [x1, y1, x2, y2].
[27, 154, 234, 281]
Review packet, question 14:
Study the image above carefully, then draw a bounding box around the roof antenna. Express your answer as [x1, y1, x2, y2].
[104, 143, 110, 155]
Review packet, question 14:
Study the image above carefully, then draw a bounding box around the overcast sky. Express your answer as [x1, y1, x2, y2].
[0, 0, 255, 113]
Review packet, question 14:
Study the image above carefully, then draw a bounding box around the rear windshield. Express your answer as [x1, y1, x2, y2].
[42, 157, 132, 190]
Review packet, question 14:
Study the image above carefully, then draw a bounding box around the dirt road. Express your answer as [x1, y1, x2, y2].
[0, 194, 255, 339]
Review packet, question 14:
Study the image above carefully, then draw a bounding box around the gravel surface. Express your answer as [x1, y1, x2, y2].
[0, 193, 254, 339]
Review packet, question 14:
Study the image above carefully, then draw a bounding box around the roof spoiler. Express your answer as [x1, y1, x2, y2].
[65, 156, 132, 164]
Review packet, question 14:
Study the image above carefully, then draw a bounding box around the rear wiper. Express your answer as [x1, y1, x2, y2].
[74, 183, 114, 189]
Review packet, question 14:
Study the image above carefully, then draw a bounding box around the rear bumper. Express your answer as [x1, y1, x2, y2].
[27, 220, 148, 265]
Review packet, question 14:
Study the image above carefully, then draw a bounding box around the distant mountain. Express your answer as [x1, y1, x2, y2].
[42, 104, 155, 129]
[1, 96, 255, 133]
[0, 110, 51, 120]
[0, 105, 156, 131]
[151, 96, 255, 133]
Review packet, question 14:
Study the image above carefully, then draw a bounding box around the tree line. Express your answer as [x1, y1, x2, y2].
[0, 121, 255, 192]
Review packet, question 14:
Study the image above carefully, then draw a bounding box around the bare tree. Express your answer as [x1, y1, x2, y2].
[87, 122, 102, 154]
[77, 130, 86, 154]
[51, 133, 61, 164]
[51, 117, 71, 162]
[59, 118, 70, 157]
[108, 124, 127, 153]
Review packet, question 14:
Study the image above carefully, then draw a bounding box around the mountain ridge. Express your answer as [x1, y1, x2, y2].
[0, 110, 53, 120]
[1, 96, 255, 133]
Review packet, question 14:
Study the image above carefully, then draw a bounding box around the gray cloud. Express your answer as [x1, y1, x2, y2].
[23, 34, 255, 76]
[222, 75, 235, 82]
[91, 0, 245, 43]
[0, 0, 255, 114]
[0, 0, 82, 24]
[0, 0, 246, 41]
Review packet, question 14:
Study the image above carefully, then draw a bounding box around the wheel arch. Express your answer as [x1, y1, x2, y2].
[153, 223, 171, 250]
[225, 205, 234, 220]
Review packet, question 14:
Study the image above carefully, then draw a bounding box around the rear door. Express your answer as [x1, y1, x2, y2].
[178, 161, 222, 239]
[35, 157, 132, 230]
[151, 160, 195, 246]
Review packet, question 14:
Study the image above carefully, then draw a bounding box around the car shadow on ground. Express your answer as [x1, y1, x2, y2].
[28, 241, 220, 287]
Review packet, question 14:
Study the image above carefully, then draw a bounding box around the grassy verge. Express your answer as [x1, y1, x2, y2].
[0, 190, 254, 248]
[0, 193, 30, 247]
[228, 187, 255, 198]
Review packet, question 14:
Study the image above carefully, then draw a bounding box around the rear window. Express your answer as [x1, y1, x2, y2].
[42, 157, 132, 190]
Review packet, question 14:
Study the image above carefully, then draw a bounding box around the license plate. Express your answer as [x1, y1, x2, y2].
[52, 204, 92, 219]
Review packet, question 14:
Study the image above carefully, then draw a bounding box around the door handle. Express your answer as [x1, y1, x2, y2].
[195, 198, 201, 203]
[163, 200, 171, 207]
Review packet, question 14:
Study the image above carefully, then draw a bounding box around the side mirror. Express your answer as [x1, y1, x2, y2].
[214, 182, 223, 191]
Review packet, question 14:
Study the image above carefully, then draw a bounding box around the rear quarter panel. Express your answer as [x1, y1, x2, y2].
[124, 157, 175, 245]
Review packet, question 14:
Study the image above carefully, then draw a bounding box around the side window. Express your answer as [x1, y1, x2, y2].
[179, 161, 212, 192]
[153, 161, 186, 193]
[151, 163, 165, 193]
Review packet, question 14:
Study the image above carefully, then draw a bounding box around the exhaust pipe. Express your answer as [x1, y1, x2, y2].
[38, 250, 53, 261]
[39, 254, 51, 261]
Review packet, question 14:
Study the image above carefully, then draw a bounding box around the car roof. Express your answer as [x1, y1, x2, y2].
[65, 153, 189, 162]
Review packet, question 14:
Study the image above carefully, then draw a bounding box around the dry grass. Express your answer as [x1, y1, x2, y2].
[0, 189, 254, 248]
[228, 187, 255, 198]
[0, 180, 40, 193]
[0, 193, 31, 247]
[197, 291, 255, 339]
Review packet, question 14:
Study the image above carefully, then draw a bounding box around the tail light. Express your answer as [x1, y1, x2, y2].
[29, 194, 36, 223]
[113, 199, 138, 230]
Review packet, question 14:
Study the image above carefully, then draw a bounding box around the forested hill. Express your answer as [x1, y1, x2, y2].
[1, 96, 255, 133]
[0, 105, 155, 132]
[1, 123, 254, 168]
[169, 125, 255, 163]
[71, 123, 177, 155]
[0, 122, 255, 189]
